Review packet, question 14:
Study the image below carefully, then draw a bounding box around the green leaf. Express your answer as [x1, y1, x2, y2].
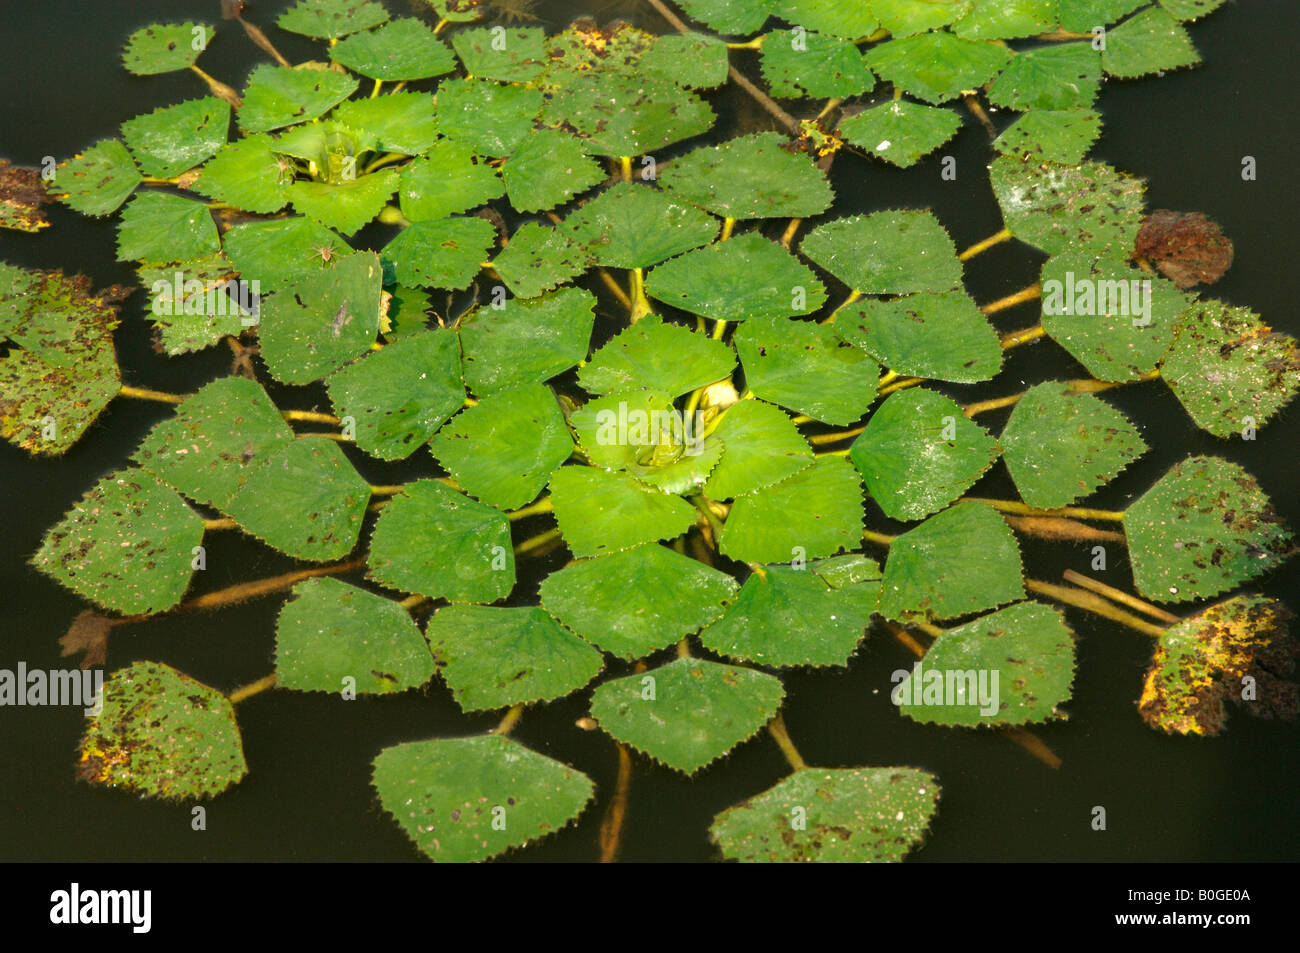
[1039, 252, 1191, 381]
[539, 544, 739, 659]
[800, 210, 963, 295]
[661, 132, 834, 220]
[275, 577, 435, 694]
[579, 315, 734, 397]
[953, 0, 1056, 39]
[372, 735, 594, 863]
[288, 170, 398, 236]
[122, 22, 214, 75]
[701, 562, 878, 667]
[721, 457, 865, 563]
[877, 501, 1025, 623]
[710, 766, 940, 862]
[116, 192, 219, 264]
[277, 0, 389, 39]
[137, 256, 250, 355]
[704, 398, 813, 499]
[562, 183, 720, 270]
[548, 466, 698, 557]
[238, 64, 359, 134]
[452, 26, 547, 82]
[643, 33, 730, 89]
[500, 130, 604, 214]
[258, 251, 383, 384]
[422, 0, 489, 24]
[436, 78, 543, 156]
[541, 20, 656, 81]
[990, 156, 1146, 260]
[987, 42, 1102, 111]
[330, 17, 457, 80]
[32, 469, 203, 615]
[1158, 300, 1300, 438]
[646, 232, 827, 322]
[133, 376, 295, 508]
[383, 284, 432, 337]
[999, 383, 1147, 509]
[1139, 595, 1294, 736]
[760, 29, 874, 99]
[850, 388, 1000, 522]
[381, 217, 496, 290]
[366, 479, 515, 604]
[866, 33, 1012, 105]
[1157, 0, 1228, 21]
[78, 662, 246, 801]
[491, 222, 590, 299]
[870, 0, 970, 35]
[838, 100, 962, 168]
[1123, 456, 1294, 604]
[543, 71, 716, 158]
[838, 291, 1002, 383]
[775, 0, 878, 37]
[121, 97, 230, 178]
[333, 92, 440, 155]
[195, 134, 290, 214]
[1102, 6, 1200, 78]
[427, 605, 603, 711]
[459, 287, 595, 395]
[994, 109, 1102, 165]
[326, 329, 465, 460]
[398, 139, 504, 221]
[734, 314, 879, 425]
[221, 216, 354, 290]
[898, 601, 1075, 726]
[679, 0, 775, 34]
[223, 438, 371, 561]
[431, 382, 574, 509]
[590, 658, 785, 774]
[1055, 0, 1144, 32]
[48, 139, 141, 217]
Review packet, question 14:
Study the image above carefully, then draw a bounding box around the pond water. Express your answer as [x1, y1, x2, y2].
[1, 0, 1296, 861]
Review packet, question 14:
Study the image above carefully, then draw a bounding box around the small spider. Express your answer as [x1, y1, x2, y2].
[307, 243, 338, 267]
[273, 155, 297, 186]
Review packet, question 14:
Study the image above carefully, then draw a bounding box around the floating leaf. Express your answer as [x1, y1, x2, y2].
[775, 0, 877, 37]
[122, 22, 214, 75]
[953, 0, 1055, 39]
[646, 232, 827, 322]
[333, 92, 440, 155]
[539, 544, 738, 659]
[221, 216, 353, 290]
[436, 78, 543, 156]
[372, 734, 594, 863]
[661, 132, 833, 220]
[138, 255, 249, 356]
[1139, 595, 1296, 736]
[589, 658, 785, 774]
[330, 17, 457, 80]
[562, 182, 719, 270]
[578, 315, 735, 398]
[1102, 6, 1200, 78]
[548, 466, 698, 557]
[701, 562, 878, 667]
[869, 0, 969, 35]
[703, 398, 813, 499]
[459, 287, 595, 395]
[326, 329, 464, 460]
[398, 139, 503, 221]
[1123, 456, 1294, 603]
[116, 192, 219, 264]
[1159, 300, 1300, 438]
[431, 382, 573, 509]
[986, 42, 1102, 111]
[427, 605, 603, 711]
[999, 383, 1146, 509]
[195, 134, 290, 213]
[0, 160, 49, 231]
[990, 156, 1146, 260]
[898, 601, 1075, 726]
[1158, 0, 1229, 21]
[800, 210, 962, 295]
[78, 662, 245, 800]
[452, 25, 546, 82]
[643, 33, 730, 89]
[121, 97, 229, 178]
[275, 577, 435, 694]
[277, 0, 389, 39]
[877, 501, 1025, 623]
[710, 766, 939, 862]
[289, 170, 398, 236]
[366, 479, 514, 604]
[838, 100, 962, 168]
[47, 139, 141, 217]
[865, 33, 1012, 105]
[500, 130, 603, 214]
[760, 29, 874, 99]
[734, 314, 879, 425]
[1055, 0, 1144, 32]
[721, 457, 865, 563]
[850, 388, 1000, 522]
[133, 376, 295, 508]
[238, 64, 359, 134]
[679, 0, 775, 34]
[993, 109, 1102, 165]
[223, 438, 371, 561]
[1134, 209, 1234, 290]
[491, 222, 590, 299]
[258, 251, 383, 384]
[838, 291, 1001, 383]
[381, 217, 496, 290]
[546, 70, 715, 158]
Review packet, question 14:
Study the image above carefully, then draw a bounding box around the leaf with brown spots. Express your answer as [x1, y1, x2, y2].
[1134, 209, 1233, 289]
[0, 160, 51, 232]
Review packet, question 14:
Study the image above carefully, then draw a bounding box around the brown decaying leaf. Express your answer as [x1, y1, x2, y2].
[59, 610, 112, 669]
[1133, 209, 1234, 289]
[0, 159, 52, 232]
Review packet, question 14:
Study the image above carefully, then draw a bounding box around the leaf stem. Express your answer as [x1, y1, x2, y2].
[188, 65, 241, 107]
[981, 283, 1041, 316]
[689, 494, 725, 545]
[780, 218, 802, 249]
[515, 527, 562, 555]
[959, 227, 1013, 261]
[766, 713, 808, 771]
[202, 517, 238, 531]
[1025, 579, 1167, 637]
[966, 498, 1126, 522]
[281, 409, 341, 424]
[118, 384, 186, 404]
[508, 497, 554, 521]
[720, 217, 736, 241]
[493, 704, 524, 735]
[1061, 570, 1181, 624]
[598, 744, 633, 863]
[228, 673, 277, 705]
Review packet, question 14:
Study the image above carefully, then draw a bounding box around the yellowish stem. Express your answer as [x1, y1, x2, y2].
[981, 284, 1042, 316]
[229, 674, 277, 705]
[1061, 570, 1181, 624]
[119, 384, 186, 404]
[767, 714, 808, 771]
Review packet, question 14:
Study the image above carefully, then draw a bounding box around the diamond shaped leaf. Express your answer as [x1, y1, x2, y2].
[330, 17, 457, 80]
[839, 100, 962, 168]
[869, 0, 970, 35]
[704, 398, 813, 499]
[381, 217, 496, 290]
[491, 222, 590, 299]
[590, 658, 785, 774]
[544, 71, 715, 158]
[459, 287, 595, 396]
[679, 0, 775, 34]
[539, 544, 739, 659]
[776, 0, 878, 37]
[398, 139, 504, 221]
[578, 315, 735, 398]
[277, 0, 389, 39]
[500, 129, 604, 214]
[987, 42, 1102, 111]
[288, 170, 398, 236]
[1056, 0, 1144, 31]
[548, 466, 698, 557]
[122, 22, 214, 75]
[221, 216, 353, 290]
[451, 25, 547, 82]
[137, 255, 249, 357]
[953, 0, 1055, 39]
[48, 139, 141, 217]
[121, 97, 230, 178]
[562, 182, 720, 270]
[721, 456, 865, 563]
[1102, 6, 1200, 78]
[436, 78, 543, 156]
[866, 33, 1012, 105]
[760, 29, 874, 99]
[116, 192, 219, 264]
[800, 210, 962, 295]
[994, 109, 1102, 165]
[661, 133, 834, 220]
[838, 291, 1001, 383]
[333, 92, 440, 155]
[643, 33, 730, 88]
[194, 134, 290, 213]
[238, 64, 359, 134]
[1158, 0, 1229, 20]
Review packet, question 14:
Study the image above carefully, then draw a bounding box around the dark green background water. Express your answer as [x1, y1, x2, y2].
[1, 0, 1296, 862]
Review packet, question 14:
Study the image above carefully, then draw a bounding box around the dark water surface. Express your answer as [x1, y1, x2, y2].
[1, 0, 1297, 861]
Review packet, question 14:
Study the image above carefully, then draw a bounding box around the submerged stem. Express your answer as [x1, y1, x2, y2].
[228, 674, 277, 705]
[1026, 579, 1167, 637]
[767, 713, 808, 771]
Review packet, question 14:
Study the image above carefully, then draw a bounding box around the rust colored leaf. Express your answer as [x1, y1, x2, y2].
[0, 160, 52, 232]
[1134, 209, 1234, 289]
[58, 610, 113, 669]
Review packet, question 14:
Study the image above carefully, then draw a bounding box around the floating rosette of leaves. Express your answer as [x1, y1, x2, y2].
[5, 0, 1296, 864]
